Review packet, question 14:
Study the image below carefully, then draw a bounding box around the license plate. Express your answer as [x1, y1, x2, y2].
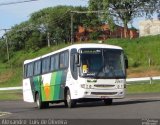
[101, 96, 108, 99]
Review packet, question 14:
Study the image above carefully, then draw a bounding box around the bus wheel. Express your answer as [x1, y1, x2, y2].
[103, 99, 113, 105]
[66, 90, 76, 108]
[36, 93, 46, 109]
[44, 102, 49, 108]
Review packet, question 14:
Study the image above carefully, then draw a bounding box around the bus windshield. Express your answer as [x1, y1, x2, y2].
[80, 48, 126, 79]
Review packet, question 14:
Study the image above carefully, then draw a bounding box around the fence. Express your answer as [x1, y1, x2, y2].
[0, 76, 160, 91]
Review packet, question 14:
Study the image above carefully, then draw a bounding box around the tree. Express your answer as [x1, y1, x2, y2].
[25, 31, 43, 51]
[30, 6, 88, 44]
[3, 6, 88, 53]
[7, 21, 33, 51]
[0, 39, 7, 62]
[89, 0, 160, 38]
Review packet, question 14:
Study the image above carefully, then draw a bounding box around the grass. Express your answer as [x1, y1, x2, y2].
[0, 82, 160, 100]
[0, 80, 160, 101]
[0, 90, 22, 100]
[106, 35, 160, 67]
[1, 35, 160, 100]
[127, 80, 160, 94]
[0, 43, 69, 87]
[0, 35, 160, 88]
[0, 68, 22, 87]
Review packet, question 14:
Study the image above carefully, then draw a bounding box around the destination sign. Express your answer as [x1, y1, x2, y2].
[81, 49, 101, 54]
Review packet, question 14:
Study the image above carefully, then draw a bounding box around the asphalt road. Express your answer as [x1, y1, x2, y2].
[0, 93, 160, 120]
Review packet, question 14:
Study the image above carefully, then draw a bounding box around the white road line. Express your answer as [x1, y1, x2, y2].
[0, 112, 11, 117]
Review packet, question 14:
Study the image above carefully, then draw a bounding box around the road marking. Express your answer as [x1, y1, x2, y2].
[0, 112, 11, 117]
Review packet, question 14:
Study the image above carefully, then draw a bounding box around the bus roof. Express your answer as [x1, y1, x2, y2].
[24, 43, 123, 64]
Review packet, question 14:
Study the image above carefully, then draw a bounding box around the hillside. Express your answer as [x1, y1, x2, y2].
[107, 35, 160, 77]
[0, 35, 160, 87]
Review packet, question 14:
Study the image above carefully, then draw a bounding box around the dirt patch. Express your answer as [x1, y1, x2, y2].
[127, 70, 160, 78]
[0, 72, 13, 83]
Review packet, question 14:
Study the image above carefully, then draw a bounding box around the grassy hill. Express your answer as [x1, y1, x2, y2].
[0, 35, 160, 87]
[107, 35, 160, 77]
[107, 35, 160, 68]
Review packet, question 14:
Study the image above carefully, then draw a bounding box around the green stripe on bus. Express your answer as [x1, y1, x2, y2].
[41, 85, 45, 101]
[32, 70, 65, 102]
[33, 76, 41, 91]
[50, 72, 57, 100]
[53, 71, 62, 100]
[33, 76, 44, 101]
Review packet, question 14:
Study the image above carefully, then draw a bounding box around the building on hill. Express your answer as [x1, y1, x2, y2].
[139, 19, 160, 37]
[75, 24, 139, 42]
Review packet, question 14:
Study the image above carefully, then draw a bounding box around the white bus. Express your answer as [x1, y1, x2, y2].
[23, 43, 128, 109]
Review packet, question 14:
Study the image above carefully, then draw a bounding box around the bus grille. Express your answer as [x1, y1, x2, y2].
[94, 84, 115, 88]
[91, 92, 117, 95]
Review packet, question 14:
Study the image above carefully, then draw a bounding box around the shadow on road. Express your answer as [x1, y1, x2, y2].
[113, 99, 160, 106]
[47, 98, 160, 109]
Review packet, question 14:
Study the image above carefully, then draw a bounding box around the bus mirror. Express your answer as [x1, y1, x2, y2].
[125, 58, 128, 69]
[75, 53, 80, 66]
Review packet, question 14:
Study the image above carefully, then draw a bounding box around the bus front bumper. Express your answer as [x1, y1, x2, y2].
[75, 89, 125, 99]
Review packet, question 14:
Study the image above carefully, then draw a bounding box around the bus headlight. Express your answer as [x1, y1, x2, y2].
[117, 85, 120, 89]
[89, 85, 92, 89]
[117, 85, 124, 89]
[121, 85, 123, 88]
[81, 84, 85, 88]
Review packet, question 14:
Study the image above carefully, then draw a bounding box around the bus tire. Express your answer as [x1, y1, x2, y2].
[44, 102, 49, 108]
[36, 93, 46, 109]
[103, 99, 113, 105]
[66, 90, 76, 108]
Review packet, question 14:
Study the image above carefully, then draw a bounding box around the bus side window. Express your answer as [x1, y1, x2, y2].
[60, 53, 64, 68]
[24, 65, 27, 78]
[70, 49, 78, 80]
[60, 51, 69, 69]
[42, 57, 50, 74]
[34, 60, 41, 76]
[50, 54, 59, 71]
[27, 63, 33, 78]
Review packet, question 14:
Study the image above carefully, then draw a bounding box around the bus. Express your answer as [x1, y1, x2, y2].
[23, 43, 128, 109]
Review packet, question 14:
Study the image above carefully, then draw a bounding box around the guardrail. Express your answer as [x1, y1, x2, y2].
[0, 76, 160, 91]
[126, 76, 160, 84]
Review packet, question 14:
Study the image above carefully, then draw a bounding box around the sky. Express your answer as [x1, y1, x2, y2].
[0, 0, 158, 37]
[0, 0, 88, 36]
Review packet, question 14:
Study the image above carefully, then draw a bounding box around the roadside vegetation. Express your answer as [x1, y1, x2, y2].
[0, 35, 160, 100]
[0, 35, 160, 88]
[0, 90, 22, 100]
[0, 1, 160, 98]
[107, 35, 160, 77]
[127, 82, 160, 94]
[0, 43, 69, 87]
[1, 82, 160, 100]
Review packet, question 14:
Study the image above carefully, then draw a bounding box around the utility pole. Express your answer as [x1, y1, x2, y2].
[71, 12, 74, 44]
[0, 29, 10, 63]
[5, 32, 9, 62]
[47, 32, 50, 47]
